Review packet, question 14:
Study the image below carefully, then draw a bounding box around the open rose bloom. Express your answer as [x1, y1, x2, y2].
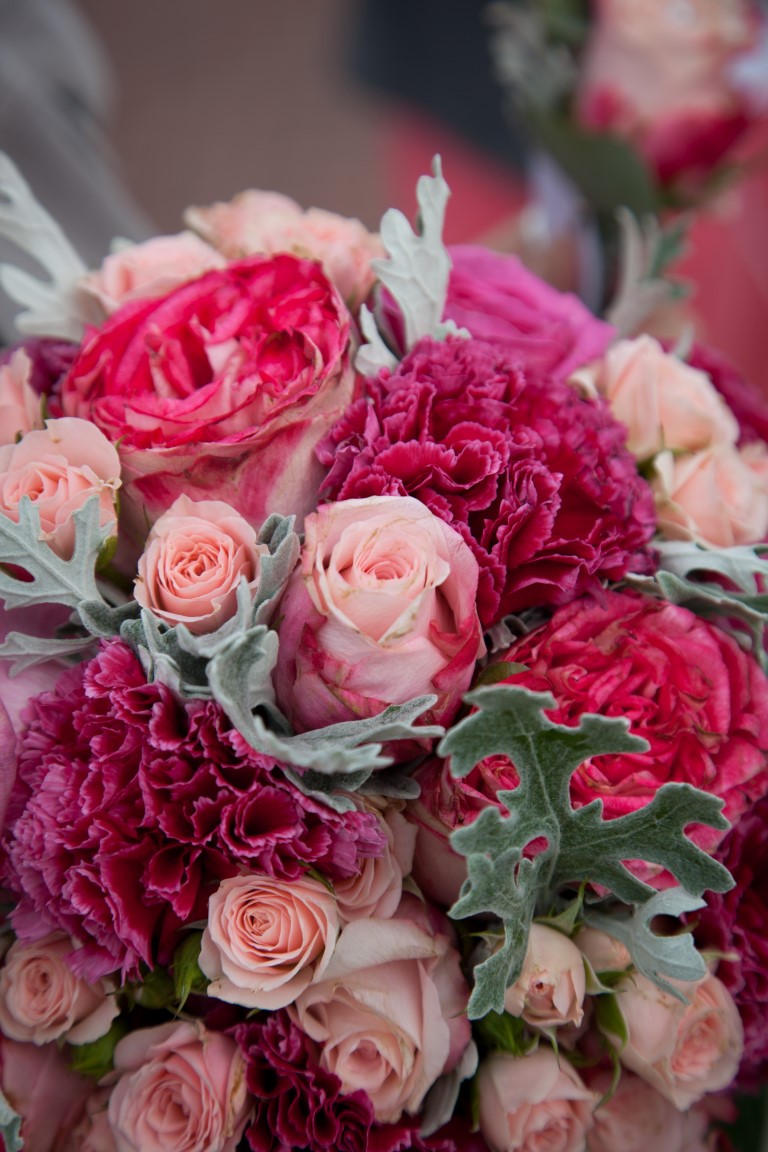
[0, 152, 766, 1152]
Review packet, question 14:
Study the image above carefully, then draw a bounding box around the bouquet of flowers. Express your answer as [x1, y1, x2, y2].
[0, 152, 766, 1152]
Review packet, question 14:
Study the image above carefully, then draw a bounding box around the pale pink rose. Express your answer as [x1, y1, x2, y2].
[274, 496, 484, 738]
[78, 232, 225, 316]
[576, 336, 739, 462]
[186, 190, 383, 309]
[0, 418, 120, 558]
[61, 1088, 117, 1152]
[574, 926, 631, 974]
[333, 799, 417, 923]
[586, 1070, 686, 1152]
[603, 971, 743, 1109]
[477, 1048, 596, 1152]
[504, 924, 586, 1030]
[1, 1036, 94, 1152]
[135, 495, 270, 634]
[0, 349, 43, 445]
[291, 897, 471, 1123]
[107, 1020, 250, 1152]
[653, 442, 768, 547]
[0, 932, 118, 1045]
[199, 873, 339, 1009]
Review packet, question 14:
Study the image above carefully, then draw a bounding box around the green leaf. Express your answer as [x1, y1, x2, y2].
[69, 1017, 129, 1079]
[173, 932, 208, 1010]
[474, 662, 528, 687]
[133, 966, 176, 1010]
[442, 685, 732, 1018]
[475, 1010, 538, 1057]
[595, 992, 629, 1051]
[0, 1087, 23, 1152]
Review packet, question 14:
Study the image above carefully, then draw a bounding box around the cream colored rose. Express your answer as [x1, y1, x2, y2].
[0, 933, 118, 1046]
[602, 971, 743, 1109]
[199, 873, 339, 1010]
[577, 336, 739, 462]
[574, 926, 631, 974]
[0, 349, 42, 446]
[587, 1070, 686, 1152]
[334, 800, 417, 923]
[504, 924, 586, 1030]
[135, 495, 270, 634]
[653, 442, 768, 547]
[0, 418, 120, 558]
[477, 1048, 596, 1152]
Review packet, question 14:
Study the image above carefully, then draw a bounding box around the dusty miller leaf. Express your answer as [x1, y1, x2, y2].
[584, 888, 707, 1001]
[0, 1087, 22, 1152]
[355, 303, 398, 377]
[606, 210, 688, 337]
[0, 628, 96, 673]
[442, 685, 732, 1018]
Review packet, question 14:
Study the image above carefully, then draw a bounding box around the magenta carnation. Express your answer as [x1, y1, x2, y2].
[319, 337, 656, 627]
[3, 641, 384, 980]
[694, 793, 768, 1086]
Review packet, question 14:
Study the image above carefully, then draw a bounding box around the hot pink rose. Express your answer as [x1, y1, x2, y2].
[586, 1070, 687, 1152]
[575, 336, 739, 462]
[0, 418, 120, 558]
[1, 1036, 94, 1152]
[107, 1021, 250, 1152]
[186, 190, 384, 310]
[652, 442, 768, 547]
[273, 496, 484, 736]
[0, 348, 42, 445]
[477, 1048, 596, 1152]
[199, 872, 339, 1009]
[0, 932, 118, 1045]
[333, 799, 417, 923]
[78, 232, 225, 317]
[60, 255, 353, 543]
[135, 495, 270, 634]
[291, 896, 471, 1123]
[444, 246, 615, 381]
[603, 972, 743, 1109]
[576, 0, 757, 185]
[503, 923, 586, 1030]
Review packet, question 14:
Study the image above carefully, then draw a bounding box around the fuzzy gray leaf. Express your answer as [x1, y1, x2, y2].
[0, 1087, 22, 1152]
[0, 628, 96, 673]
[78, 599, 142, 639]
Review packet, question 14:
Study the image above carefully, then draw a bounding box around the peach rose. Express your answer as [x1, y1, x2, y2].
[134, 495, 270, 634]
[586, 1070, 686, 1152]
[274, 496, 484, 736]
[603, 971, 743, 1109]
[291, 898, 471, 1123]
[186, 190, 383, 309]
[477, 1048, 596, 1152]
[78, 232, 225, 317]
[199, 873, 339, 1009]
[576, 336, 738, 462]
[0, 349, 42, 446]
[0, 933, 118, 1046]
[107, 1021, 250, 1152]
[652, 442, 768, 547]
[0, 418, 120, 559]
[333, 800, 417, 923]
[574, 926, 631, 975]
[504, 924, 586, 1030]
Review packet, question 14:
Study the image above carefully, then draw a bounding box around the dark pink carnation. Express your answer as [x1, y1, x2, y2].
[0, 337, 78, 408]
[3, 641, 384, 980]
[319, 337, 655, 627]
[444, 246, 615, 381]
[694, 793, 768, 1087]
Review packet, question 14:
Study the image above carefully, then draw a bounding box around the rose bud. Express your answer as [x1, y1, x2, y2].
[477, 1048, 596, 1152]
[601, 971, 743, 1109]
[333, 799, 417, 923]
[504, 923, 586, 1030]
[134, 495, 270, 634]
[274, 495, 484, 737]
[574, 926, 631, 975]
[0, 348, 43, 446]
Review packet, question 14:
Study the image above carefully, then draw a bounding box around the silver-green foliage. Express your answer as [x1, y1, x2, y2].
[441, 685, 733, 1019]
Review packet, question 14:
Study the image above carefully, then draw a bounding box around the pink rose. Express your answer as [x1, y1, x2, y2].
[274, 496, 484, 736]
[291, 897, 471, 1123]
[186, 190, 384, 310]
[586, 1070, 687, 1152]
[333, 799, 417, 923]
[135, 495, 270, 634]
[603, 972, 743, 1109]
[652, 442, 768, 547]
[0, 418, 120, 558]
[0, 932, 118, 1045]
[503, 924, 586, 1030]
[199, 872, 339, 1009]
[476, 1048, 596, 1152]
[574, 927, 631, 975]
[1, 1036, 94, 1152]
[0, 348, 42, 445]
[62, 1089, 116, 1152]
[60, 255, 353, 543]
[107, 1021, 250, 1152]
[575, 336, 739, 462]
[78, 232, 225, 317]
[444, 246, 615, 381]
[576, 0, 757, 185]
